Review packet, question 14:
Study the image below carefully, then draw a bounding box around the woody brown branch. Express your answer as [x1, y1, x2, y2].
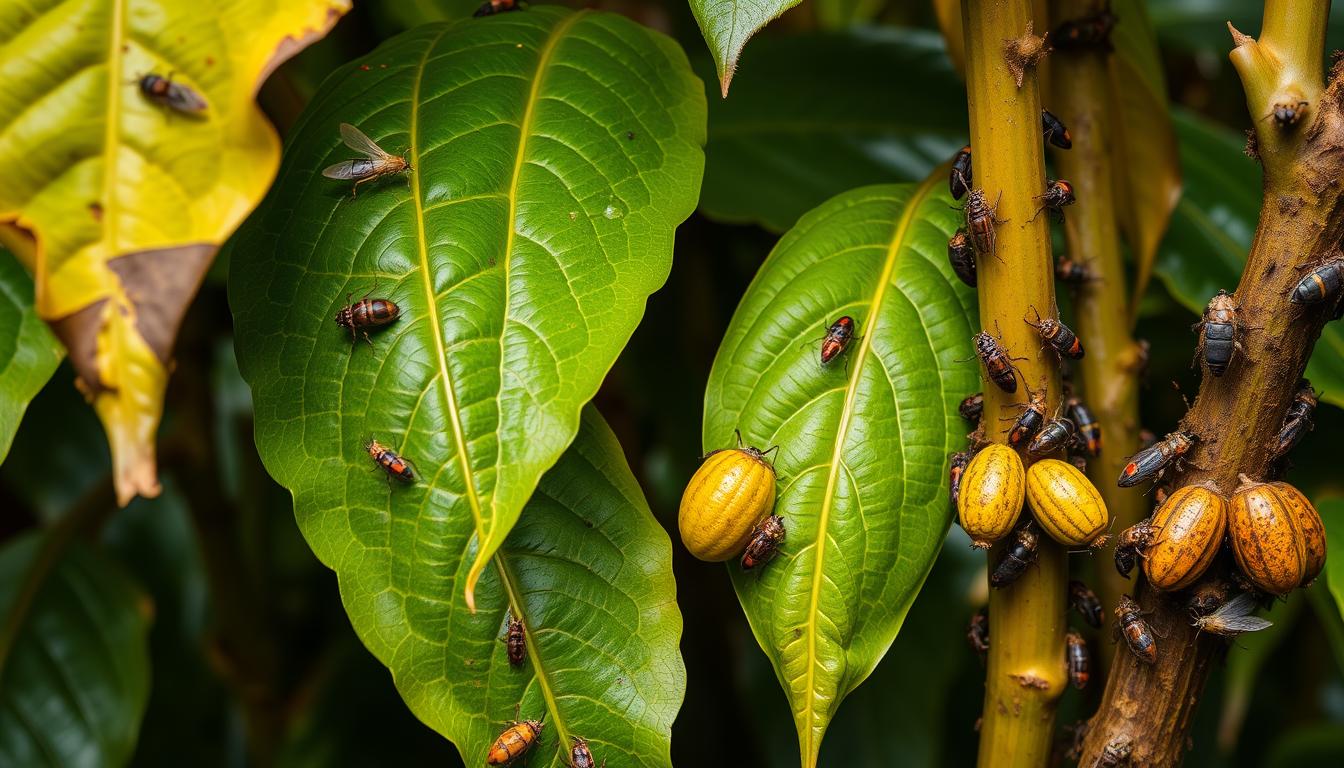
[1079, 21, 1344, 768]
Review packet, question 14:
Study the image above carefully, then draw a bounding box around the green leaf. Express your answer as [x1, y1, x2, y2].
[691, 0, 805, 97]
[698, 27, 967, 232]
[0, 250, 62, 462]
[230, 8, 704, 606]
[0, 532, 152, 768]
[703, 175, 977, 767]
[1154, 109, 1344, 408]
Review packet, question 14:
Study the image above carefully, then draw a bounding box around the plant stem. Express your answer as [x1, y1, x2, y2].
[1080, 6, 1344, 764]
[961, 1, 1067, 764]
[1045, 0, 1147, 658]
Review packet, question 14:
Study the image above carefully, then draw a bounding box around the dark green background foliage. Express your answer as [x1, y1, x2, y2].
[5, 1, 1344, 767]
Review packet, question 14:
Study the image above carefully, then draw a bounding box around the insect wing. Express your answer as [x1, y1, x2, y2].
[340, 122, 395, 160]
[323, 158, 377, 180]
[1199, 592, 1273, 636]
[165, 82, 209, 113]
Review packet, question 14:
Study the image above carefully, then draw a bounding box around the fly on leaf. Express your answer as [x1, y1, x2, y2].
[136, 73, 208, 114]
[323, 123, 410, 196]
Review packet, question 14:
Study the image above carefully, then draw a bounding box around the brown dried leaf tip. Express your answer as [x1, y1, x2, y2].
[1003, 22, 1051, 89]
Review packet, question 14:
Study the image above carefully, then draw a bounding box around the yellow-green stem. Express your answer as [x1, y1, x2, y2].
[1046, 0, 1147, 659]
[962, 1, 1066, 764]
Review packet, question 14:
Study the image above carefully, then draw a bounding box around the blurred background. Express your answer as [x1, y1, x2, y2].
[5, 1, 1344, 766]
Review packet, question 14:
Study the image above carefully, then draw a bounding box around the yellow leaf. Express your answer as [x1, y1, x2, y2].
[0, 0, 350, 504]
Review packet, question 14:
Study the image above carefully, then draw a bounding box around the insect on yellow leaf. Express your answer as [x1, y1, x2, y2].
[0, 0, 351, 504]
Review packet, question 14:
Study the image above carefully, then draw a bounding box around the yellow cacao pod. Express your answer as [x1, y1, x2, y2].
[1229, 476, 1306, 595]
[679, 446, 776, 561]
[1025, 459, 1109, 547]
[1144, 483, 1227, 591]
[957, 444, 1025, 548]
[1271, 481, 1326, 586]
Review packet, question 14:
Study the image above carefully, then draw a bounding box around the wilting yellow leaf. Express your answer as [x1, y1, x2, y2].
[0, 0, 350, 504]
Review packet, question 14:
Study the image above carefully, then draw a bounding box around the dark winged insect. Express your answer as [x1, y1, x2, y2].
[505, 610, 525, 667]
[487, 715, 545, 765]
[1115, 594, 1157, 664]
[948, 450, 973, 508]
[1113, 520, 1155, 579]
[1193, 289, 1242, 377]
[964, 188, 1003, 261]
[1068, 580, 1104, 628]
[336, 293, 400, 344]
[1027, 416, 1075, 456]
[1055, 255, 1093, 286]
[475, 0, 522, 16]
[1097, 736, 1134, 767]
[1267, 100, 1309, 127]
[1186, 577, 1232, 617]
[1271, 379, 1317, 459]
[1117, 431, 1198, 488]
[967, 608, 989, 660]
[948, 229, 977, 287]
[1041, 109, 1073, 149]
[570, 736, 605, 768]
[365, 438, 415, 483]
[1065, 395, 1101, 456]
[1025, 305, 1085, 359]
[1290, 259, 1344, 305]
[135, 72, 209, 114]
[990, 522, 1040, 588]
[1065, 631, 1090, 690]
[1003, 385, 1048, 448]
[971, 325, 1025, 393]
[950, 145, 973, 200]
[323, 122, 411, 196]
[1031, 180, 1076, 222]
[959, 393, 984, 423]
[741, 514, 785, 571]
[1192, 592, 1273, 636]
[1051, 7, 1118, 51]
[819, 316, 857, 366]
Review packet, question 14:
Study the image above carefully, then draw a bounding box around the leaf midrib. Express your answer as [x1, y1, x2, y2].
[102, 0, 125, 252]
[799, 172, 940, 763]
[406, 28, 487, 584]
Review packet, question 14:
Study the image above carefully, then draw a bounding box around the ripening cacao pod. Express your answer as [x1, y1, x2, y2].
[679, 443, 776, 561]
[1144, 482, 1227, 591]
[1270, 481, 1326, 586]
[1025, 459, 1109, 547]
[1228, 475, 1306, 595]
[958, 444, 1026, 548]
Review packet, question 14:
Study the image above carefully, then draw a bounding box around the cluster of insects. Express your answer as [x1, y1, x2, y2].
[946, 110, 1076, 288]
[968, 579, 1101, 689]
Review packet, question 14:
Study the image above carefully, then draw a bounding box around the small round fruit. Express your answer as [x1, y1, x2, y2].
[958, 444, 1026, 548]
[1144, 482, 1227, 591]
[1025, 459, 1109, 547]
[1271, 481, 1326, 586]
[679, 441, 777, 561]
[1228, 475, 1306, 595]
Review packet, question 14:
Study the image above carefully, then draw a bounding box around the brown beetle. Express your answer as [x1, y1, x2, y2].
[569, 736, 606, 768]
[1115, 595, 1157, 664]
[1055, 255, 1093, 286]
[1113, 520, 1155, 579]
[990, 522, 1040, 588]
[487, 714, 545, 765]
[1027, 416, 1075, 456]
[948, 450, 973, 508]
[819, 316, 857, 366]
[964, 188, 1003, 261]
[971, 325, 1024, 393]
[950, 145, 973, 200]
[1041, 109, 1072, 149]
[1193, 290, 1243, 377]
[365, 438, 415, 483]
[1065, 631, 1090, 689]
[336, 293, 401, 344]
[505, 610, 526, 667]
[1003, 385, 1048, 448]
[1117, 431, 1198, 488]
[1065, 395, 1101, 456]
[1025, 305, 1084, 359]
[948, 229, 977, 287]
[1271, 380, 1317, 460]
[1031, 180, 1075, 222]
[959, 393, 984, 423]
[1068, 580, 1104, 628]
[741, 514, 785, 571]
